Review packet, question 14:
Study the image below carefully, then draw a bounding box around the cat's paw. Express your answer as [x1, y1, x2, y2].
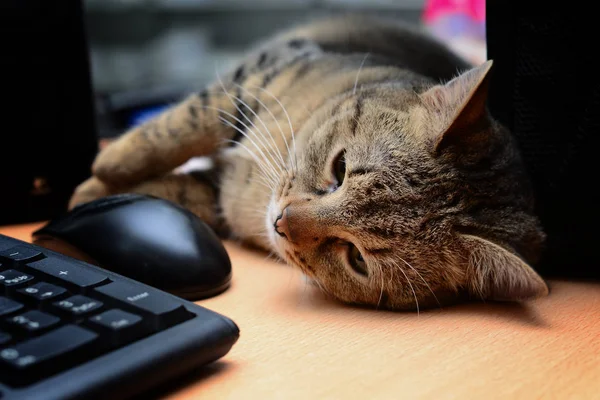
[92, 138, 150, 187]
[68, 176, 113, 210]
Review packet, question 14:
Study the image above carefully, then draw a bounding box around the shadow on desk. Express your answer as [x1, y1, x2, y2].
[130, 361, 235, 400]
[273, 275, 572, 329]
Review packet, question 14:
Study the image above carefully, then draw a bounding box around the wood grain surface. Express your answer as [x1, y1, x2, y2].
[2, 223, 599, 400]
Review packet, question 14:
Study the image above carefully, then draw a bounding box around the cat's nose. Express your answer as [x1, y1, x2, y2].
[274, 207, 290, 240]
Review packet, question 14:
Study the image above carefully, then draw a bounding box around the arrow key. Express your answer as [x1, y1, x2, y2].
[5, 310, 60, 333]
[17, 282, 68, 304]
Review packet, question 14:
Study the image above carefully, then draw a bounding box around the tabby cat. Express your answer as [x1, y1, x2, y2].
[70, 15, 549, 311]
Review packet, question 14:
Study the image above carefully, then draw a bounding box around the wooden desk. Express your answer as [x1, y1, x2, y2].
[2, 223, 599, 399]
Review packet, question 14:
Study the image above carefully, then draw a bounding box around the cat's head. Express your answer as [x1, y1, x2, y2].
[266, 60, 548, 310]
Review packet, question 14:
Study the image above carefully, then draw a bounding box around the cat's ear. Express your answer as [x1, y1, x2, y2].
[459, 234, 549, 302]
[420, 60, 493, 154]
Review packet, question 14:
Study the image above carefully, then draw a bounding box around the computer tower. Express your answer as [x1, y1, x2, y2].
[486, 2, 598, 279]
[0, 0, 98, 225]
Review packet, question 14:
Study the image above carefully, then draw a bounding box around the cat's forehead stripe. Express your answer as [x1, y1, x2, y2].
[364, 247, 393, 255]
[348, 166, 376, 178]
[349, 96, 362, 137]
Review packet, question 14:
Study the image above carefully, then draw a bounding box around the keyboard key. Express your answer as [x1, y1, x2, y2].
[26, 257, 109, 289]
[0, 270, 34, 289]
[88, 309, 146, 347]
[95, 281, 191, 330]
[0, 235, 239, 395]
[5, 310, 60, 333]
[0, 324, 98, 381]
[0, 246, 43, 264]
[0, 297, 23, 317]
[0, 331, 10, 345]
[54, 295, 103, 316]
[17, 282, 67, 303]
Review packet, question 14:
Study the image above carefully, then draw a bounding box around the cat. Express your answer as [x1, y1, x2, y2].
[70, 14, 549, 311]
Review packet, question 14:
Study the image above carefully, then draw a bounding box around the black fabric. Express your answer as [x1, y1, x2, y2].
[486, 2, 598, 279]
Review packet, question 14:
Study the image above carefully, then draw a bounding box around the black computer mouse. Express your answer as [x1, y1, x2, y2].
[31, 193, 232, 300]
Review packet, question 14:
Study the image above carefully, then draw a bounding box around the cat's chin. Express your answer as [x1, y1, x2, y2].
[271, 237, 291, 264]
[265, 197, 282, 250]
[267, 226, 287, 259]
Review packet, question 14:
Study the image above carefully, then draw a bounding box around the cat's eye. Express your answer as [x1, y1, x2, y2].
[333, 150, 346, 186]
[348, 243, 368, 277]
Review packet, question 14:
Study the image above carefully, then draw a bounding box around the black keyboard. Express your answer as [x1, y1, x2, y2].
[0, 234, 239, 400]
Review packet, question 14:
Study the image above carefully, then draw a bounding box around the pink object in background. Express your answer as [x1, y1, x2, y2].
[423, 0, 485, 24]
[422, 0, 487, 66]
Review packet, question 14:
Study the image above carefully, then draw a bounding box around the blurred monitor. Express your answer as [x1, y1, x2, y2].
[0, 0, 98, 225]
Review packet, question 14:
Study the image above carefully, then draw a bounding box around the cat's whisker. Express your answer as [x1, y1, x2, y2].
[233, 84, 290, 173]
[223, 201, 270, 215]
[393, 262, 420, 316]
[219, 196, 269, 215]
[224, 217, 269, 238]
[242, 225, 270, 237]
[219, 124, 279, 186]
[385, 259, 395, 292]
[473, 252, 486, 302]
[224, 202, 268, 214]
[262, 251, 282, 263]
[219, 121, 280, 185]
[246, 178, 275, 192]
[253, 228, 270, 236]
[223, 207, 267, 219]
[311, 277, 328, 295]
[222, 90, 287, 175]
[298, 273, 310, 306]
[353, 53, 370, 95]
[219, 166, 275, 194]
[278, 249, 333, 305]
[214, 72, 285, 178]
[220, 186, 266, 198]
[248, 174, 274, 192]
[196, 103, 280, 184]
[376, 262, 385, 310]
[253, 86, 298, 174]
[250, 219, 270, 227]
[213, 71, 282, 178]
[256, 178, 275, 192]
[221, 176, 272, 195]
[398, 256, 441, 308]
[220, 141, 278, 191]
[241, 178, 272, 191]
[219, 141, 278, 191]
[220, 143, 277, 190]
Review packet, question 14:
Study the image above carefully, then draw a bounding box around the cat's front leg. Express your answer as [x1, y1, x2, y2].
[68, 176, 111, 208]
[91, 89, 237, 188]
[69, 171, 223, 232]
[91, 36, 316, 190]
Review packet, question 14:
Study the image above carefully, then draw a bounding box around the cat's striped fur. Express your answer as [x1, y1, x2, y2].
[70, 15, 548, 311]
